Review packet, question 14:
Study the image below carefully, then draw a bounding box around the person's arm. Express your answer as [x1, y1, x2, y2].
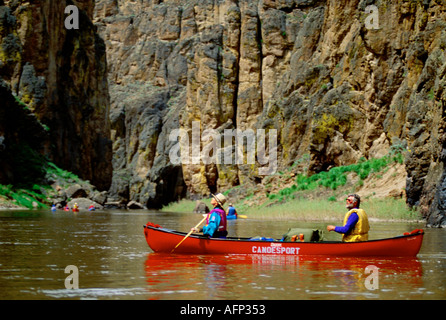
[334, 213, 359, 234]
[202, 212, 221, 237]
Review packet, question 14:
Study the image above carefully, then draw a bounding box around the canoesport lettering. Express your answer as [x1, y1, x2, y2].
[251, 246, 300, 255]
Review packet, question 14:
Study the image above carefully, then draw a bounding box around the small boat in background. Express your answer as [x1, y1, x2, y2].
[226, 214, 247, 220]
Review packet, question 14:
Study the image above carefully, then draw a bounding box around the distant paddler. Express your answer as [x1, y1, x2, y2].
[227, 203, 238, 220]
[226, 203, 247, 219]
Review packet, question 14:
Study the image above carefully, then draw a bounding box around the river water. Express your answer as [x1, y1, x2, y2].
[0, 209, 445, 300]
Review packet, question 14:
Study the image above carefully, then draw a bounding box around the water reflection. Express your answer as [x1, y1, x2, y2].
[144, 253, 424, 300]
[0, 210, 444, 300]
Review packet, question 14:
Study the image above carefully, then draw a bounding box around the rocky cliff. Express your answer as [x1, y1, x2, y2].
[2, 1, 444, 226]
[94, 0, 445, 226]
[0, 0, 112, 190]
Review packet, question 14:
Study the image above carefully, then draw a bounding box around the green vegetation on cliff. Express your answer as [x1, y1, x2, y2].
[161, 196, 420, 222]
[0, 159, 82, 209]
[162, 148, 421, 222]
[0, 184, 49, 209]
[266, 145, 405, 203]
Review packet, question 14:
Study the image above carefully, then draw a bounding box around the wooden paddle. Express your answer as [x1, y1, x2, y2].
[171, 215, 207, 253]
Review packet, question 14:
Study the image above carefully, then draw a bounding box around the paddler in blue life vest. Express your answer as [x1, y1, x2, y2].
[191, 193, 228, 238]
[227, 203, 238, 220]
[326, 194, 370, 242]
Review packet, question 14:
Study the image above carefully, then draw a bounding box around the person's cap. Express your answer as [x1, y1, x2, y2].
[211, 193, 227, 207]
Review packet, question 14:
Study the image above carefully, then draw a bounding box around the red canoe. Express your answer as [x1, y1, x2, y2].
[143, 222, 424, 257]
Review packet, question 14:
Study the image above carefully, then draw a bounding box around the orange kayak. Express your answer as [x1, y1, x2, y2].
[143, 222, 424, 257]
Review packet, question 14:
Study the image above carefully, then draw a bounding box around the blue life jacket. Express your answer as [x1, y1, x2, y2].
[227, 206, 237, 217]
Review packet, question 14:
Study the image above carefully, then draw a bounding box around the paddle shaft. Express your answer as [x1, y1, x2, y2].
[171, 215, 207, 253]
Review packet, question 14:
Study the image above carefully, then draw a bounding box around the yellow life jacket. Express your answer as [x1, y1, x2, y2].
[342, 208, 370, 242]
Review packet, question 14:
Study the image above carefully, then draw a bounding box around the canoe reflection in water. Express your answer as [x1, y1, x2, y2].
[144, 253, 423, 300]
[143, 222, 424, 299]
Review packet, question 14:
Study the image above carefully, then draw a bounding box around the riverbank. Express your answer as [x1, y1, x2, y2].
[162, 151, 424, 223]
[1, 148, 424, 224]
[0, 161, 107, 210]
[161, 197, 423, 222]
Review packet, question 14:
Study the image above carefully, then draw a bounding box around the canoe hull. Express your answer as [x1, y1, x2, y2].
[143, 222, 424, 257]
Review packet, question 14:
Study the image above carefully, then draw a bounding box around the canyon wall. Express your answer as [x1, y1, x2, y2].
[1, 0, 444, 226]
[0, 0, 112, 190]
[94, 0, 445, 225]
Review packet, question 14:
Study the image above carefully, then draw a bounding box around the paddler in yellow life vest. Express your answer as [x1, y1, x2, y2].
[326, 194, 370, 242]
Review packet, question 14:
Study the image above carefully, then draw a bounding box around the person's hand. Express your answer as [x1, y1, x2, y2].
[191, 227, 199, 233]
[327, 225, 336, 232]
